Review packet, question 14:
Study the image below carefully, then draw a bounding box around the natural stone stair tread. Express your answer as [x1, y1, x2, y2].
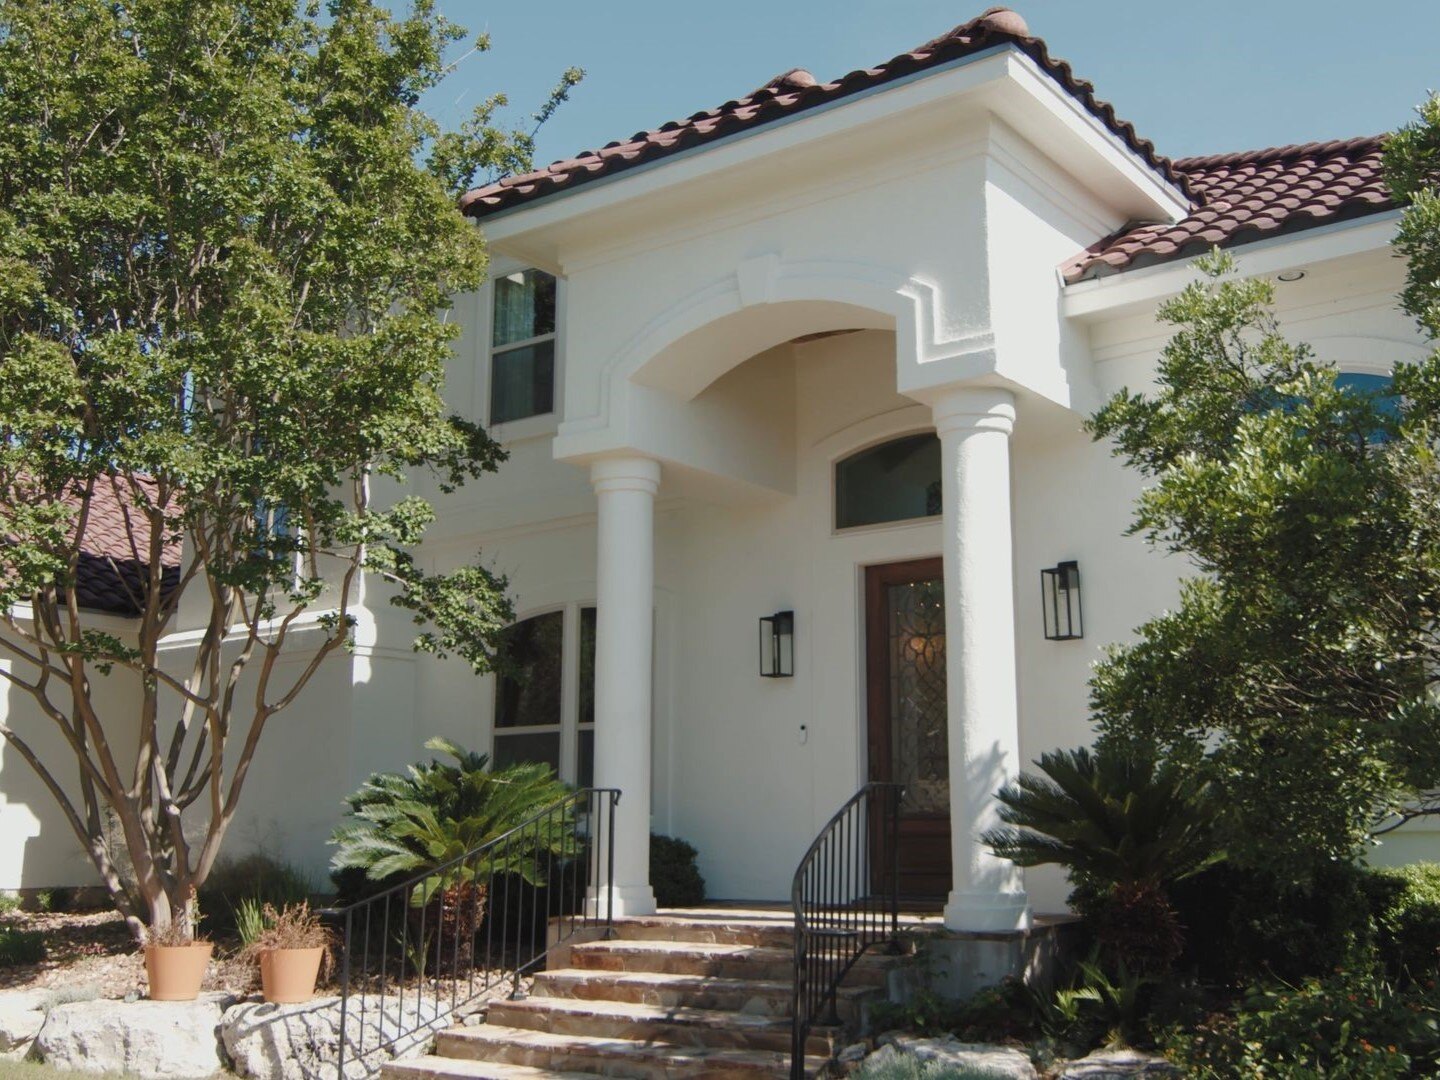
[386, 1057, 600, 1080]
[568, 938, 896, 979]
[615, 914, 795, 929]
[486, 996, 837, 1057]
[574, 940, 790, 957]
[606, 916, 798, 945]
[491, 996, 806, 1031]
[534, 968, 873, 998]
[570, 940, 894, 967]
[438, 1024, 828, 1075]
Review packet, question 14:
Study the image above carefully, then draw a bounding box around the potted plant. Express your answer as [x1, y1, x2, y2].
[242, 902, 332, 1004]
[144, 897, 212, 1001]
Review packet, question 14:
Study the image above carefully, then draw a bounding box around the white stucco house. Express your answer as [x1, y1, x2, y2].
[2, 6, 1433, 931]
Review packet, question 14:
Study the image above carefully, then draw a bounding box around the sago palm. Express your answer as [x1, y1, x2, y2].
[982, 745, 1224, 893]
[331, 737, 576, 902]
[984, 745, 1224, 973]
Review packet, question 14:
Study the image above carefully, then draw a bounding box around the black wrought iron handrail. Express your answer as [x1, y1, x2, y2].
[790, 781, 903, 1080]
[321, 787, 620, 1079]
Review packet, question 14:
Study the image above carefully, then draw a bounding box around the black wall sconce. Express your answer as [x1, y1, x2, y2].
[1041, 561, 1083, 641]
[759, 610, 794, 677]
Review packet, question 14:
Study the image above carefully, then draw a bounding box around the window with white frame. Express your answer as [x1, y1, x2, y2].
[489, 268, 556, 426]
[493, 605, 595, 786]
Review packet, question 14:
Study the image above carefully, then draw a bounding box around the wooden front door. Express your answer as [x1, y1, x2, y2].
[865, 558, 951, 900]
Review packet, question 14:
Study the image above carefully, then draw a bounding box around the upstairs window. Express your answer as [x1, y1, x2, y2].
[835, 433, 942, 530]
[490, 269, 556, 426]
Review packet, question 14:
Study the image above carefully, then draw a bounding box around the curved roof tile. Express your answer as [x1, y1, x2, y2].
[460, 7, 1190, 219]
[1063, 135, 1393, 283]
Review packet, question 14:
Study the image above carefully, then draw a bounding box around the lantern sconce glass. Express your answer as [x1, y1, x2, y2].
[1040, 561, 1083, 641]
[759, 610, 795, 678]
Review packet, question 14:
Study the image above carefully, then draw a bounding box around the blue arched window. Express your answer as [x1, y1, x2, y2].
[835, 433, 941, 530]
[1335, 371, 1398, 412]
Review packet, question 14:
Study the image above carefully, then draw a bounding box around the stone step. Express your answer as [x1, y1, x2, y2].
[567, 940, 894, 986]
[484, 996, 836, 1057]
[386, 1058, 598, 1080]
[532, 967, 876, 1024]
[434, 1024, 828, 1079]
[607, 915, 796, 949]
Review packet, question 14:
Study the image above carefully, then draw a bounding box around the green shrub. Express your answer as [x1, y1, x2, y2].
[235, 897, 267, 948]
[1164, 973, 1440, 1078]
[1364, 862, 1440, 980]
[0, 927, 46, 966]
[197, 852, 313, 936]
[330, 739, 575, 972]
[650, 834, 704, 908]
[331, 738, 573, 893]
[39, 886, 76, 912]
[1171, 861, 1380, 984]
[868, 980, 1041, 1045]
[0, 893, 20, 915]
[1170, 861, 1440, 986]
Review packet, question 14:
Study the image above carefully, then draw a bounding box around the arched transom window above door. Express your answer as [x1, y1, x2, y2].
[834, 432, 942, 530]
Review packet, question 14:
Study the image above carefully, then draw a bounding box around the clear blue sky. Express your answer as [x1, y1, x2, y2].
[419, 1, 1439, 171]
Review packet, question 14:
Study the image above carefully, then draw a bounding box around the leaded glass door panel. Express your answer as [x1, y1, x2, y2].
[865, 558, 951, 899]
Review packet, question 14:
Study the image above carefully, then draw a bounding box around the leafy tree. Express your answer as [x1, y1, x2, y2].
[0, 0, 580, 939]
[1086, 97, 1440, 876]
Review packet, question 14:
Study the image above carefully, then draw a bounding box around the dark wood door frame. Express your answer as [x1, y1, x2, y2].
[864, 557, 951, 900]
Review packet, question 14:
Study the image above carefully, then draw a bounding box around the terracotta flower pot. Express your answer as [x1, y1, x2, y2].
[144, 942, 213, 1001]
[259, 946, 325, 1004]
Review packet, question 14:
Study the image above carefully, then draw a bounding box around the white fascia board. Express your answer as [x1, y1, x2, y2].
[1061, 212, 1402, 322]
[478, 45, 1187, 250]
[998, 55, 1190, 224]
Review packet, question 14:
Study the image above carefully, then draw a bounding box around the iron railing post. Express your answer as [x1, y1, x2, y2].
[605, 790, 617, 934]
[336, 907, 352, 1077]
[890, 785, 901, 941]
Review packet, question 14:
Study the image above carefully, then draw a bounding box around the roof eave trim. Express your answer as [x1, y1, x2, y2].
[1061, 209, 1402, 321]
[469, 38, 1187, 233]
[468, 43, 1013, 229]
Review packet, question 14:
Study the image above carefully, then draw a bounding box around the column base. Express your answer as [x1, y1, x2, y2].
[943, 889, 1032, 933]
[586, 884, 658, 920]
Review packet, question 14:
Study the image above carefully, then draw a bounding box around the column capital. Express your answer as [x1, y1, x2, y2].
[928, 386, 1016, 438]
[590, 455, 661, 496]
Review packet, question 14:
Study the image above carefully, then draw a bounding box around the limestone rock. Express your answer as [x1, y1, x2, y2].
[0, 990, 46, 1057]
[221, 994, 453, 1080]
[35, 993, 234, 1078]
[869, 1034, 1038, 1079]
[1058, 1049, 1182, 1078]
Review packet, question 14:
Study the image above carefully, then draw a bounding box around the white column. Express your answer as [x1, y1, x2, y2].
[590, 455, 661, 917]
[932, 387, 1031, 933]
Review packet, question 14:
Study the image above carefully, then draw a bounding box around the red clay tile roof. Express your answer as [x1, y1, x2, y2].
[67, 476, 181, 617]
[460, 7, 1191, 219]
[1063, 136, 1394, 283]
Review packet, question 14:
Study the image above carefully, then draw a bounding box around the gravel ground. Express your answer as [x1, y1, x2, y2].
[0, 908, 533, 1006]
[0, 909, 253, 999]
